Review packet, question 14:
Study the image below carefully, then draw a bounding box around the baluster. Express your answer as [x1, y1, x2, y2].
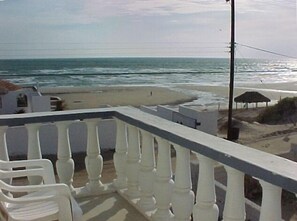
[113, 119, 128, 189]
[125, 124, 141, 198]
[193, 154, 219, 221]
[172, 144, 194, 221]
[0, 126, 11, 185]
[259, 180, 282, 221]
[223, 166, 246, 221]
[83, 119, 104, 193]
[137, 130, 156, 211]
[0, 126, 9, 161]
[26, 123, 42, 160]
[55, 121, 75, 193]
[25, 123, 43, 185]
[152, 137, 174, 221]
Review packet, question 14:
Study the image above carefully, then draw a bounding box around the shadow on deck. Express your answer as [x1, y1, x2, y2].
[77, 193, 147, 221]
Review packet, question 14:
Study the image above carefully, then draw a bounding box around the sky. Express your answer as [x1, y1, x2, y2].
[0, 0, 296, 59]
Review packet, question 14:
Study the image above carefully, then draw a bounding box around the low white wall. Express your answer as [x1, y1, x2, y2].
[179, 106, 218, 135]
[6, 119, 116, 156]
[31, 96, 51, 112]
[156, 105, 173, 121]
[142, 105, 218, 135]
[140, 106, 158, 116]
[1, 93, 18, 114]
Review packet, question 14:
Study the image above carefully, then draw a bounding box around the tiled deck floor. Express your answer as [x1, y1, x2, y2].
[77, 193, 148, 221]
[72, 155, 148, 221]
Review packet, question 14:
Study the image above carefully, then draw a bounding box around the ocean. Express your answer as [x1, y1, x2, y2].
[0, 57, 297, 106]
[1, 57, 296, 87]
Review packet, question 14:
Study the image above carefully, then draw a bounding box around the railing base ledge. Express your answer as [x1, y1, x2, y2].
[117, 188, 155, 221]
[74, 183, 116, 198]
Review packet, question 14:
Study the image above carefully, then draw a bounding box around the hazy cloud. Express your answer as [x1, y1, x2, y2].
[81, 0, 229, 18]
[0, 0, 296, 58]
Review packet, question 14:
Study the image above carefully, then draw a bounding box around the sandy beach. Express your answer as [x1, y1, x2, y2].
[41, 86, 197, 109]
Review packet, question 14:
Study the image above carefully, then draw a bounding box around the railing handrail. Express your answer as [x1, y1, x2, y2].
[1, 106, 297, 193]
[0, 108, 115, 126]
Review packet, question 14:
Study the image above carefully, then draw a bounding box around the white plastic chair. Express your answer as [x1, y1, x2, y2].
[0, 159, 83, 221]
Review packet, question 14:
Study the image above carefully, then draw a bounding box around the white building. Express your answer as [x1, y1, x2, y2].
[140, 105, 218, 135]
[0, 80, 52, 114]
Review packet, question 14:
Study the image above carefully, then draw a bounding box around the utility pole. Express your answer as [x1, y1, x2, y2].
[227, 0, 235, 140]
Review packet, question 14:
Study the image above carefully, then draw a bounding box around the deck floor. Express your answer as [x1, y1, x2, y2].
[9, 152, 297, 221]
[77, 193, 148, 221]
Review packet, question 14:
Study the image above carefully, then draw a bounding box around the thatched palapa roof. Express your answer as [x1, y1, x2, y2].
[234, 91, 271, 103]
[0, 80, 21, 94]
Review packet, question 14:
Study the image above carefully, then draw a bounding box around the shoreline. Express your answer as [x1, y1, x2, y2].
[176, 82, 297, 101]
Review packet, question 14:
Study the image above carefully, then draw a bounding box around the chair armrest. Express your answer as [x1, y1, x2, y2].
[0, 180, 70, 196]
[2, 192, 71, 207]
[0, 159, 56, 184]
[0, 159, 53, 170]
[0, 168, 56, 184]
[0, 180, 78, 221]
[5, 192, 70, 204]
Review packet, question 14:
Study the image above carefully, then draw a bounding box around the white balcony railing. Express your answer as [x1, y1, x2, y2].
[0, 106, 296, 221]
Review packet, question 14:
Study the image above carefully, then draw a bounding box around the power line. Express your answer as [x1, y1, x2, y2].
[236, 43, 297, 59]
[238, 0, 296, 9]
[0, 46, 227, 52]
[0, 41, 228, 45]
[235, 46, 278, 101]
[0, 43, 228, 57]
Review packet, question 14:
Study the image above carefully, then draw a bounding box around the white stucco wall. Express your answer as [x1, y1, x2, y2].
[179, 106, 218, 135]
[156, 105, 173, 121]
[1, 92, 19, 114]
[142, 105, 218, 135]
[0, 89, 48, 114]
[31, 96, 51, 112]
[5, 119, 116, 156]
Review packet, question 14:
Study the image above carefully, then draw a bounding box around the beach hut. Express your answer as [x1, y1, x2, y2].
[234, 91, 271, 109]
